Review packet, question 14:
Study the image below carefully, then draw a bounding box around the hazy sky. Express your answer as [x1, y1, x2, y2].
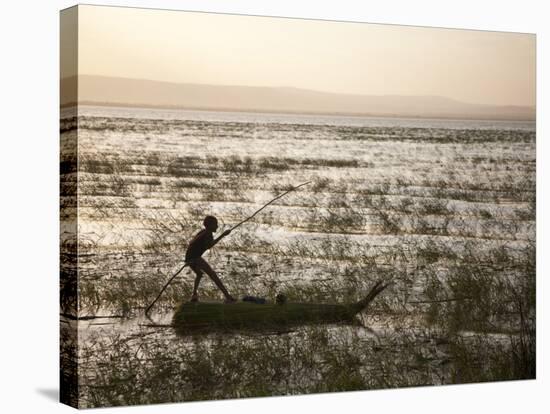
[73, 5, 535, 107]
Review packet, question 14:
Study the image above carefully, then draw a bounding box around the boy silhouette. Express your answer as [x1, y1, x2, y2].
[185, 215, 236, 303]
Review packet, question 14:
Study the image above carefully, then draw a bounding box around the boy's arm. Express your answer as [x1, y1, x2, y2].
[210, 229, 231, 249]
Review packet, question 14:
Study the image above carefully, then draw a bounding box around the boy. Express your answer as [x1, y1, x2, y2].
[185, 215, 236, 303]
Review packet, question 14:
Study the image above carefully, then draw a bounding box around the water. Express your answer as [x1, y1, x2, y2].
[60, 105, 536, 407]
[76, 105, 536, 130]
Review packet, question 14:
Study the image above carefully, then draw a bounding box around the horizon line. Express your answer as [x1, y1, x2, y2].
[60, 101, 536, 123]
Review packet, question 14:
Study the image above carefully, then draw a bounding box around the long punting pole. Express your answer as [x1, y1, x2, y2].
[145, 181, 311, 317]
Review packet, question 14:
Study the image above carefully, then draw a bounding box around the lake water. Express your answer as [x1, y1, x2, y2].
[73, 105, 535, 130]
[60, 105, 536, 407]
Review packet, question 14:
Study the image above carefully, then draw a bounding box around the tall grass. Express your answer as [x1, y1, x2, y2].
[69, 115, 536, 407]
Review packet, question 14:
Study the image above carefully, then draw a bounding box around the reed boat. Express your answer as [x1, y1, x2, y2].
[172, 281, 388, 333]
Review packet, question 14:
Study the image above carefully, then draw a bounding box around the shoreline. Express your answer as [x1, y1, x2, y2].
[61, 102, 537, 123]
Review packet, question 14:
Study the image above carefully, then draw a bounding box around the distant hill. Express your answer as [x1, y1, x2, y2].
[61, 75, 535, 121]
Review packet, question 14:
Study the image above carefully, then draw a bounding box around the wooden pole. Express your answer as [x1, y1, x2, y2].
[228, 181, 311, 232]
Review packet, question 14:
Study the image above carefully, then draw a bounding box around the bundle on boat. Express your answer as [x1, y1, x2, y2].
[172, 280, 388, 333]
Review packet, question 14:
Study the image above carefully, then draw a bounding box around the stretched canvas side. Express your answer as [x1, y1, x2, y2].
[60, 5, 79, 409]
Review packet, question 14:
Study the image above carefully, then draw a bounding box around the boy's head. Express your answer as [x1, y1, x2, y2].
[203, 215, 218, 231]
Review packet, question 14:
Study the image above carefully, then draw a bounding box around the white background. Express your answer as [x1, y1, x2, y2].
[0, 0, 547, 412]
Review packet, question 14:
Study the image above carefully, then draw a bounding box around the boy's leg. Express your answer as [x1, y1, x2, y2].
[196, 258, 234, 300]
[189, 263, 203, 301]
